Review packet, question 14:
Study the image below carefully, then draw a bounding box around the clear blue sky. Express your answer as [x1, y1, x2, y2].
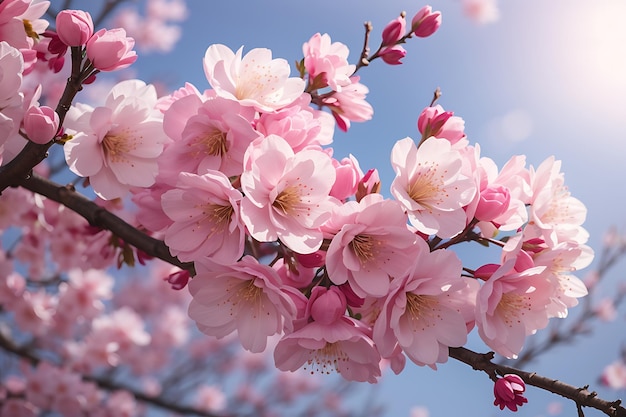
[78, 1, 626, 416]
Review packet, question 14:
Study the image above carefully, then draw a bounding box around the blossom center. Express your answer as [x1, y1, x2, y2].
[197, 203, 234, 236]
[350, 234, 377, 263]
[305, 342, 347, 375]
[102, 132, 132, 163]
[224, 279, 264, 317]
[405, 293, 439, 329]
[202, 129, 228, 157]
[273, 185, 301, 215]
[407, 164, 445, 208]
[497, 292, 531, 327]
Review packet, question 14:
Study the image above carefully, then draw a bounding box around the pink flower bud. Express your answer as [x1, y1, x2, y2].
[474, 263, 500, 280]
[56, 9, 94, 46]
[295, 251, 326, 268]
[417, 105, 466, 144]
[379, 44, 406, 65]
[355, 168, 381, 202]
[86, 28, 137, 71]
[308, 286, 347, 325]
[411, 5, 442, 38]
[330, 155, 362, 200]
[493, 374, 528, 411]
[23, 105, 59, 144]
[475, 185, 510, 221]
[381, 15, 406, 46]
[164, 269, 190, 290]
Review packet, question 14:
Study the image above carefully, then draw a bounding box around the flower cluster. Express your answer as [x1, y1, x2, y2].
[0, 1, 594, 413]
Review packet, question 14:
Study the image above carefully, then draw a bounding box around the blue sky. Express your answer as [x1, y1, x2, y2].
[76, 0, 626, 415]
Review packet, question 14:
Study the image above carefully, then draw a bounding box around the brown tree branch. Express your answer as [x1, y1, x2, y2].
[17, 173, 195, 274]
[449, 347, 626, 417]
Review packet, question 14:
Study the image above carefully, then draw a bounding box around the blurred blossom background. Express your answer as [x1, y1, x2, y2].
[52, 0, 626, 416]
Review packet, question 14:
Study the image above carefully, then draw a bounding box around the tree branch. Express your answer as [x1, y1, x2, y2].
[17, 173, 195, 274]
[449, 347, 626, 417]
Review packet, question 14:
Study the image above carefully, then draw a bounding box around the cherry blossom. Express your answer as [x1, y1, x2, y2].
[203, 43, 305, 112]
[240, 134, 338, 254]
[63, 79, 168, 199]
[302, 33, 354, 91]
[390, 136, 476, 238]
[161, 170, 245, 263]
[373, 238, 476, 367]
[188, 257, 299, 353]
[325, 194, 418, 298]
[475, 259, 555, 358]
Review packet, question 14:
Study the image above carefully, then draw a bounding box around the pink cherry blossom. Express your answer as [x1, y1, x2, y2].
[160, 93, 259, 179]
[161, 170, 245, 263]
[325, 194, 417, 298]
[203, 44, 305, 112]
[493, 374, 528, 411]
[529, 156, 589, 246]
[255, 93, 334, 152]
[322, 76, 373, 132]
[274, 314, 381, 382]
[86, 28, 137, 72]
[390, 137, 476, 238]
[302, 33, 354, 91]
[240, 134, 338, 254]
[188, 256, 298, 353]
[63, 79, 168, 200]
[475, 259, 555, 358]
[373, 237, 475, 366]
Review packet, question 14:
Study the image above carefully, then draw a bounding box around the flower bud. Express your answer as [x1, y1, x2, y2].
[475, 185, 510, 221]
[23, 105, 59, 144]
[378, 44, 406, 65]
[417, 105, 466, 144]
[355, 168, 381, 202]
[381, 15, 406, 46]
[308, 286, 347, 325]
[56, 9, 94, 46]
[411, 5, 442, 38]
[164, 269, 190, 290]
[493, 374, 528, 411]
[86, 28, 137, 71]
